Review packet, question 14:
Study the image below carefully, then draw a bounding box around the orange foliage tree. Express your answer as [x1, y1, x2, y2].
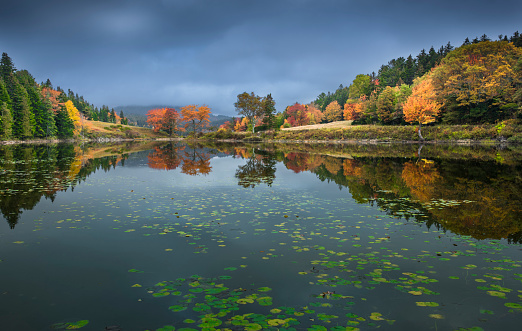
[403, 75, 442, 140]
[146, 108, 184, 136]
[343, 99, 365, 121]
[181, 105, 211, 134]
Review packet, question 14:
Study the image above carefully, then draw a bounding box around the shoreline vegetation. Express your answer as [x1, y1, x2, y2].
[1, 119, 521, 146]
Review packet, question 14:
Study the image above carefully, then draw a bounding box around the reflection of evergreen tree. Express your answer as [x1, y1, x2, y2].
[235, 150, 277, 188]
[0, 144, 130, 229]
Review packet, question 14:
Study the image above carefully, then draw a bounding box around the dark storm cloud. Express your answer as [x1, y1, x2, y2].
[1, 0, 521, 115]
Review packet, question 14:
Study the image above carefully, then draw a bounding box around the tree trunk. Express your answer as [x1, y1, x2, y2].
[417, 123, 425, 141]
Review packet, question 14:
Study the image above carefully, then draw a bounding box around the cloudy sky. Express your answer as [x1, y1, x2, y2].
[1, 0, 520, 116]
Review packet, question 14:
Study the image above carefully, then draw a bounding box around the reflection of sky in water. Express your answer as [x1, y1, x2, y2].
[0, 147, 521, 331]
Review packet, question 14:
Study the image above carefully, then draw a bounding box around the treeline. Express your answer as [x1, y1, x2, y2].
[220, 31, 522, 135]
[314, 31, 522, 112]
[0, 52, 129, 140]
[301, 31, 522, 127]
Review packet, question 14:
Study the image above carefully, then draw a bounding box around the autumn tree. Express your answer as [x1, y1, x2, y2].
[323, 100, 343, 122]
[234, 92, 262, 133]
[163, 108, 184, 136]
[64, 100, 82, 135]
[403, 75, 442, 140]
[306, 103, 323, 124]
[431, 41, 522, 123]
[181, 105, 211, 134]
[343, 98, 365, 121]
[286, 103, 308, 127]
[147, 108, 184, 136]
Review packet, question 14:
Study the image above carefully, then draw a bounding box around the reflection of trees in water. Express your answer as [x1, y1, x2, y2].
[146, 142, 212, 175]
[0, 144, 128, 229]
[235, 150, 276, 188]
[276, 151, 522, 243]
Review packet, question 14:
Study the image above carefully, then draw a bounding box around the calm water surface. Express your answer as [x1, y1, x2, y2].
[0, 142, 521, 331]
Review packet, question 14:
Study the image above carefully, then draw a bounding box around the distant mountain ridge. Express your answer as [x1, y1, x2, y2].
[114, 105, 233, 128]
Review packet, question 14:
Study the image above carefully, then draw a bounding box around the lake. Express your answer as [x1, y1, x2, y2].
[1, 141, 521, 331]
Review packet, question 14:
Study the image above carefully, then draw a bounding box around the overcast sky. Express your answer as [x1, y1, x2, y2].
[1, 0, 520, 116]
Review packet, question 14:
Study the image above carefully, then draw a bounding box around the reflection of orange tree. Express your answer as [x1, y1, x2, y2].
[181, 149, 212, 176]
[147, 145, 186, 170]
[284, 153, 323, 173]
[401, 160, 441, 202]
[234, 147, 253, 159]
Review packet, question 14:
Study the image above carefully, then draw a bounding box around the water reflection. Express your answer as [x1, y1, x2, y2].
[235, 149, 276, 188]
[147, 143, 212, 175]
[1, 142, 521, 243]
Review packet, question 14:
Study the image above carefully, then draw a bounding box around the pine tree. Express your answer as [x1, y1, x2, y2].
[261, 94, 276, 129]
[403, 55, 416, 85]
[55, 108, 74, 138]
[110, 109, 116, 123]
[11, 82, 34, 139]
[16, 70, 53, 138]
[119, 110, 127, 125]
[0, 78, 12, 109]
[0, 52, 17, 97]
[0, 102, 13, 139]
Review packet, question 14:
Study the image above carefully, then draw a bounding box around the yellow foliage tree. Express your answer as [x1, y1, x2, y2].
[324, 100, 343, 122]
[64, 100, 81, 135]
[432, 41, 522, 108]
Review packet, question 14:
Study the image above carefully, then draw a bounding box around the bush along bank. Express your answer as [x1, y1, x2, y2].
[202, 121, 522, 144]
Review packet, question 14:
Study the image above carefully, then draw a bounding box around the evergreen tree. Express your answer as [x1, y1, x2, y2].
[0, 78, 12, 109]
[462, 37, 471, 46]
[480, 34, 491, 42]
[109, 109, 116, 123]
[55, 108, 74, 138]
[0, 52, 17, 97]
[427, 46, 439, 70]
[403, 55, 416, 85]
[0, 102, 13, 139]
[261, 94, 276, 129]
[16, 70, 54, 138]
[119, 110, 127, 125]
[11, 82, 34, 139]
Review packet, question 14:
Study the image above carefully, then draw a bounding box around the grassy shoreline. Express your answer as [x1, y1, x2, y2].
[2, 122, 522, 145]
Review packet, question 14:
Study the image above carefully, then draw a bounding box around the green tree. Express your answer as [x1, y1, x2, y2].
[349, 74, 372, 99]
[261, 94, 276, 129]
[234, 92, 262, 133]
[55, 108, 74, 138]
[11, 82, 34, 139]
[109, 109, 116, 123]
[16, 70, 54, 138]
[0, 52, 16, 96]
[0, 102, 13, 139]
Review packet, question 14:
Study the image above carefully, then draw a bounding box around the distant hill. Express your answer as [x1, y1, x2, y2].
[114, 105, 233, 128]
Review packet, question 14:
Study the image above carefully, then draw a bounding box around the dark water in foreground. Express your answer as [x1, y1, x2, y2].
[0, 142, 521, 331]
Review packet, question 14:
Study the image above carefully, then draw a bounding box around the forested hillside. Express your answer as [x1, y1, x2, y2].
[0, 52, 130, 140]
[301, 31, 522, 129]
